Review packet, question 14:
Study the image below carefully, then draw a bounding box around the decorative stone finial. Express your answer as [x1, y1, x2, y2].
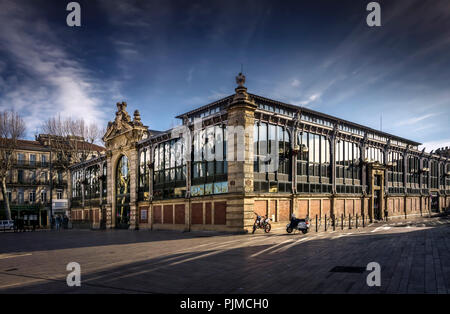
[236, 72, 246, 87]
[117, 101, 127, 111]
[133, 110, 143, 126]
[229, 72, 256, 109]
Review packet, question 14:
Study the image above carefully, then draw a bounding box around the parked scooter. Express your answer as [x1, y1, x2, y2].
[286, 214, 310, 234]
[252, 213, 272, 234]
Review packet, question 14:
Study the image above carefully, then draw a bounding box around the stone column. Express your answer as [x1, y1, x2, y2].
[226, 73, 257, 232]
[106, 152, 113, 229]
[129, 148, 139, 230]
[291, 126, 298, 194]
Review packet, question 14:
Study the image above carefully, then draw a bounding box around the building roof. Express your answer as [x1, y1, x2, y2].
[175, 92, 422, 147]
[0, 137, 105, 152]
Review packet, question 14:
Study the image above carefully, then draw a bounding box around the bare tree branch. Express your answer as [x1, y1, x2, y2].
[0, 111, 26, 220]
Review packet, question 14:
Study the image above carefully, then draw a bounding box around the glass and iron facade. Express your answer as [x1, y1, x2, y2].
[68, 81, 450, 231]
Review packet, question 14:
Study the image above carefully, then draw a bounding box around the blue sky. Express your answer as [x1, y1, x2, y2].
[0, 0, 449, 151]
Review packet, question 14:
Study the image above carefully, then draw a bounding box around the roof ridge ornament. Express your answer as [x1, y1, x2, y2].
[230, 72, 255, 108]
[236, 72, 246, 88]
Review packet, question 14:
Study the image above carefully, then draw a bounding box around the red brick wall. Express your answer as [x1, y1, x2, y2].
[310, 200, 320, 218]
[153, 205, 162, 224]
[406, 198, 412, 213]
[322, 199, 331, 217]
[175, 204, 185, 225]
[254, 200, 267, 217]
[192, 203, 203, 225]
[335, 199, 345, 216]
[346, 200, 354, 216]
[214, 202, 226, 225]
[296, 200, 308, 218]
[269, 200, 276, 220]
[279, 200, 290, 221]
[205, 203, 212, 225]
[163, 205, 173, 224]
[388, 199, 394, 214]
[354, 200, 361, 215]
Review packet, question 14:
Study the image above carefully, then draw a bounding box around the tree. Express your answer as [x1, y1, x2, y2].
[41, 115, 104, 169]
[0, 111, 26, 220]
[41, 115, 105, 216]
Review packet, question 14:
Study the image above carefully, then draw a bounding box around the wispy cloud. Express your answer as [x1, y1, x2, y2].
[0, 0, 110, 138]
[395, 113, 437, 126]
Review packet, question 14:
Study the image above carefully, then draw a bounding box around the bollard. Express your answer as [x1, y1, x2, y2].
[316, 215, 318, 233]
[341, 214, 344, 230]
[325, 214, 327, 232]
[333, 215, 336, 231]
[356, 214, 358, 229]
[349, 214, 352, 229]
[362, 213, 365, 228]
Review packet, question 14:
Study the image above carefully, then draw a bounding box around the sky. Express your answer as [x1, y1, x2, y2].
[0, 0, 449, 151]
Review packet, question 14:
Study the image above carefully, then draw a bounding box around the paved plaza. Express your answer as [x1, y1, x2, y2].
[0, 215, 449, 294]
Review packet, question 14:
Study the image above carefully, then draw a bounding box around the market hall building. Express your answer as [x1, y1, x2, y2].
[69, 74, 450, 232]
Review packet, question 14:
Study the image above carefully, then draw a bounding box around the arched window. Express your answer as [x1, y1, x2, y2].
[85, 165, 100, 200]
[297, 131, 331, 193]
[153, 138, 188, 200]
[102, 162, 107, 198]
[253, 122, 292, 193]
[407, 156, 420, 192]
[138, 149, 149, 201]
[422, 159, 429, 189]
[190, 125, 228, 197]
[365, 146, 384, 164]
[430, 160, 438, 189]
[388, 151, 404, 193]
[116, 155, 130, 227]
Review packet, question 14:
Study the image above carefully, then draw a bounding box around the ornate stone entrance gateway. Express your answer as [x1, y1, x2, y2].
[102, 102, 148, 229]
[68, 74, 449, 232]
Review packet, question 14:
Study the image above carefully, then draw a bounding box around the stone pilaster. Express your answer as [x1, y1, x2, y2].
[106, 152, 113, 229]
[226, 73, 257, 232]
[129, 148, 138, 230]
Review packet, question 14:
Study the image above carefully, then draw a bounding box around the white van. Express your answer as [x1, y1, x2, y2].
[0, 220, 14, 231]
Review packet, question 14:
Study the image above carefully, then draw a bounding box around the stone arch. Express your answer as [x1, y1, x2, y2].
[111, 152, 131, 228]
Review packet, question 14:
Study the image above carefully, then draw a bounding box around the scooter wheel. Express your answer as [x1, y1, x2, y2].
[302, 229, 308, 234]
[264, 223, 271, 233]
[286, 227, 293, 233]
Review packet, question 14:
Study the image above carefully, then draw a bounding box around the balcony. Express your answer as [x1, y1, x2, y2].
[53, 180, 68, 188]
[6, 179, 50, 186]
[13, 160, 50, 168]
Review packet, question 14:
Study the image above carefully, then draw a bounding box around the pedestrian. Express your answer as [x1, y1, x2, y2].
[55, 215, 61, 231]
[63, 215, 69, 229]
[18, 218, 24, 232]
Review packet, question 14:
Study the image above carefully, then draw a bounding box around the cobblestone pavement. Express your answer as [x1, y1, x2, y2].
[0, 215, 449, 294]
